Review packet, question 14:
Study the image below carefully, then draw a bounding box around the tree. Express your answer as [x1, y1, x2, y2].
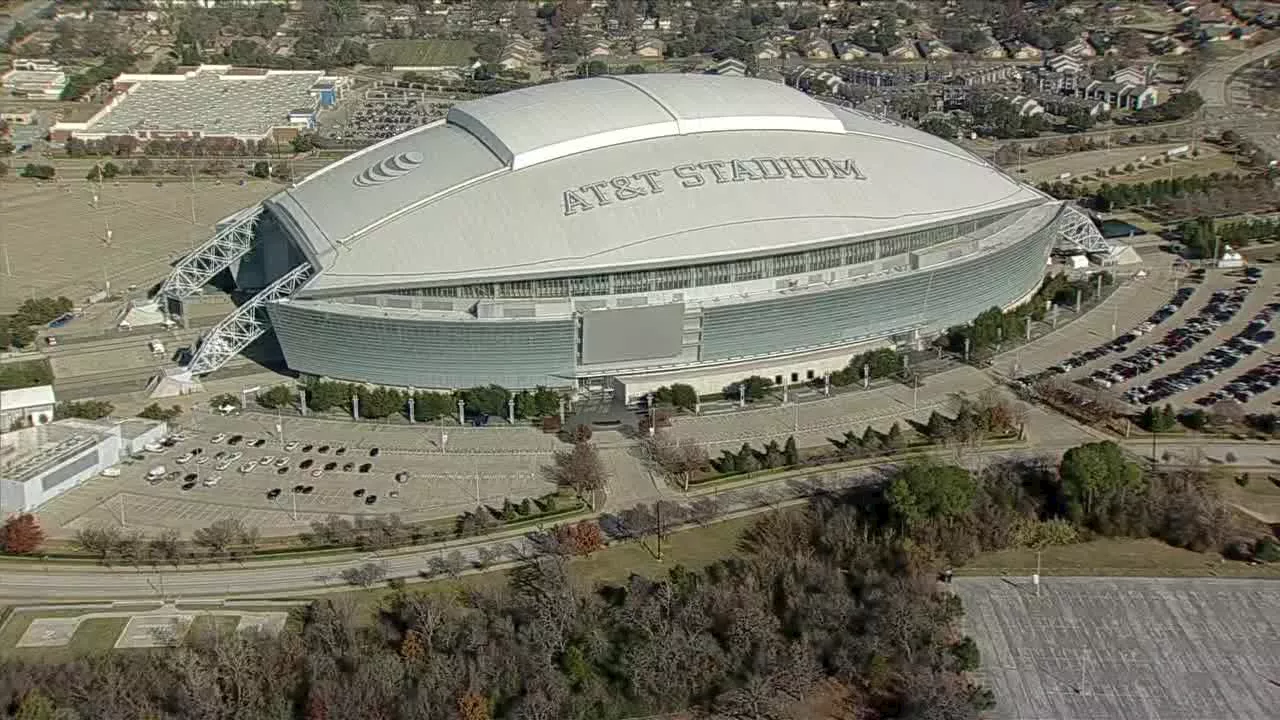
[654, 383, 698, 411]
[886, 421, 906, 451]
[250, 160, 271, 178]
[643, 431, 708, 491]
[257, 384, 297, 409]
[886, 461, 976, 531]
[340, 562, 387, 587]
[56, 400, 114, 420]
[209, 393, 241, 411]
[14, 690, 58, 720]
[547, 442, 608, 509]
[724, 375, 773, 402]
[75, 524, 122, 561]
[193, 518, 247, 557]
[553, 520, 605, 557]
[149, 529, 182, 565]
[138, 403, 182, 422]
[1140, 405, 1176, 432]
[1058, 441, 1144, 528]
[783, 435, 799, 466]
[457, 691, 490, 720]
[1, 513, 45, 554]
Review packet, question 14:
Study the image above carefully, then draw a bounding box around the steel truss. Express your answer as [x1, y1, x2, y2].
[1055, 203, 1113, 254]
[185, 263, 314, 376]
[158, 205, 265, 301]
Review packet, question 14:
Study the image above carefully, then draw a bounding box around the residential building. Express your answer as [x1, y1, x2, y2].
[755, 39, 782, 60]
[804, 38, 833, 59]
[635, 37, 665, 58]
[1, 68, 67, 98]
[1062, 38, 1096, 57]
[586, 38, 612, 57]
[1004, 40, 1042, 60]
[1046, 53, 1083, 74]
[886, 40, 920, 59]
[917, 39, 954, 58]
[1082, 80, 1158, 110]
[709, 58, 747, 77]
[833, 39, 870, 60]
[975, 39, 1008, 59]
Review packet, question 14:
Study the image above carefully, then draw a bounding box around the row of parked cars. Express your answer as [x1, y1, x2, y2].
[1097, 285, 1249, 393]
[1121, 273, 1266, 406]
[1192, 300, 1280, 407]
[1029, 286, 1197, 384]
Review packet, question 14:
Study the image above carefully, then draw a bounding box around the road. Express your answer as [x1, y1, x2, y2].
[1188, 37, 1280, 108]
[0, 414, 1271, 602]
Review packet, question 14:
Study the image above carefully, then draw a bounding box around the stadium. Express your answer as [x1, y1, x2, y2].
[160, 74, 1119, 400]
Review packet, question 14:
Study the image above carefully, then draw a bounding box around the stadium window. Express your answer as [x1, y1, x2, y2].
[732, 258, 765, 281]
[774, 375, 783, 385]
[535, 278, 569, 298]
[809, 246, 842, 271]
[615, 271, 651, 294]
[775, 252, 806, 276]
[790, 372, 798, 383]
[696, 263, 732, 286]
[571, 274, 609, 296]
[806, 369, 815, 380]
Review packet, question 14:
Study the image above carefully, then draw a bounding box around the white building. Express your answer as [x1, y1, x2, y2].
[0, 385, 55, 429]
[0, 418, 167, 512]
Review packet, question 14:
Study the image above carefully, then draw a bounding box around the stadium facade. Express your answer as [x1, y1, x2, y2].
[163, 74, 1115, 400]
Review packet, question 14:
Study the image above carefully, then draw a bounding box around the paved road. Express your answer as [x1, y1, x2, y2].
[1188, 37, 1280, 108]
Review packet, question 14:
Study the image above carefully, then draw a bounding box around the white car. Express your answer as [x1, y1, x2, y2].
[215, 460, 232, 471]
[259, 455, 276, 466]
[239, 462, 257, 474]
[228, 451, 244, 462]
[310, 469, 324, 478]
[209, 433, 227, 444]
[143, 443, 164, 453]
[175, 452, 194, 464]
[203, 475, 221, 487]
[195, 455, 210, 465]
[275, 456, 291, 467]
[284, 441, 300, 452]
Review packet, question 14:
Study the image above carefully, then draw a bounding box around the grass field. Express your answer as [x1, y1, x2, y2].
[961, 537, 1280, 578]
[1224, 474, 1280, 523]
[370, 39, 476, 67]
[0, 615, 130, 662]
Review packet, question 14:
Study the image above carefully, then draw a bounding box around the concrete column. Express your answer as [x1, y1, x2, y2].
[823, 373, 830, 397]
[457, 400, 465, 426]
[1025, 315, 1032, 341]
[351, 394, 359, 420]
[507, 396, 515, 425]
[558, 398, 565, 424]
[1075, 288, 1082, 314]
[862, 363, 869, 389]
[299, 388, 307, 417]
[407, 396, 415, 423]
[963, 337, 971, 362]
[738, 385, 746, 408]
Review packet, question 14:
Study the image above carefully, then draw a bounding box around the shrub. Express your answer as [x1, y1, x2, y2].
[1255, 537, 1280, 563]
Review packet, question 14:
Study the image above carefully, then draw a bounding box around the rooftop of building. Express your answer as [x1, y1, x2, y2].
[0, 420, 112, 485]
[80, 65, 327, 138]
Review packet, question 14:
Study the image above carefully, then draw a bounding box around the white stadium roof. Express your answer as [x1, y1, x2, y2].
[268, 75, 1047, 296]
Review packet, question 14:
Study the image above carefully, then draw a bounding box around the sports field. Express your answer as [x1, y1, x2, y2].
[0, 178, 276, 312]
[370, 39, 475, 67]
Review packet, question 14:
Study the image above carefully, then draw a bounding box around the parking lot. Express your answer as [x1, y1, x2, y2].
[1024, 265, 1280, 413]
[36, 422, 554, 538]
[336, 85, 453, 141]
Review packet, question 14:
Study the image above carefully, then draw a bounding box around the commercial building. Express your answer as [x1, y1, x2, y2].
[0, 385, 56, 429]
[0, 419, 167, 512]
[161, 75, 1119, 400]
[50, 65, 344, 145]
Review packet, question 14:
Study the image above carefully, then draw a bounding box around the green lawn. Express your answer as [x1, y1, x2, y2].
[370, 39, 475, 67]
[961, 537, 1280, 578]
[0, 616, 130, 662]
[187, 614, 240, 642]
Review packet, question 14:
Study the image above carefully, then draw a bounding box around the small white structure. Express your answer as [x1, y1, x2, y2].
[0, 418, 167, 512]
[1068, 254, 1089, 270]
[1218, 245, 1245, 269]
[0, 385, 56, 429]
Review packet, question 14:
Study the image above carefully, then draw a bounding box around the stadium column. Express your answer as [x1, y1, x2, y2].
[407, 392, 415, 424]
[507, 396, 515, 425]
[351, 393, 359, 420]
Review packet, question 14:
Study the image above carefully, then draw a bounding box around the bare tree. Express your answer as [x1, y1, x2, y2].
[642, 431, 709, 491]
[115, 530, 146, 566]
[545, 441, 608, 509]
[75, 524, 121, 562]
[193, 518, 247, 558]
[149, 529, 182, 566]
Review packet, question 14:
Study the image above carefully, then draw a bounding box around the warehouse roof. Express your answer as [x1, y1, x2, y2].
[269, 75, 1048, 295]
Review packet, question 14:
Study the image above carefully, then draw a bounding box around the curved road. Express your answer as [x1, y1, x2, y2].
[1188, 37, 1280, 109]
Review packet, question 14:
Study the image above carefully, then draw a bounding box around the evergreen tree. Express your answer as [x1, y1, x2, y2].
[783, 435, 799, 466]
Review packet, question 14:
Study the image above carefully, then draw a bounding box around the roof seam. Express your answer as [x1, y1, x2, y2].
[608, 75, 682, 130]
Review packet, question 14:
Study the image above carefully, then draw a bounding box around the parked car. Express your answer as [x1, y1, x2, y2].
[267, 488, 281, 499]
[209, 433, 227, 444]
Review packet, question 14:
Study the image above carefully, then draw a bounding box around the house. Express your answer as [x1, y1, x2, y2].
[804, 38, 833, 59]
[1112, 65, 1150, 86]
[833, 39, 869, 60]
[1062, 38, 1096, 57]
[1034, 69, 1082, 94]
[975, 39, 1008, 59]
[916, 39, 954, 58]
[0, 385, 55, 429]
[586, 38, 612, 58]
[1200, 22, 1236, 42]
[1046, 53, 1083, 74]
[1006, 95, 1044, 117]
[635, 37, 665, 58]
[497, 36, 536, 70]
[1149, 35, 1190, 55]
[1082, 80, 1159, 110]
[886, 40, 919, 59]
[754, 39, 782, 60]
[709, 58, 747, 77]
[953, 65, 1018, 87]
[1004, 40, 1042, 60]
